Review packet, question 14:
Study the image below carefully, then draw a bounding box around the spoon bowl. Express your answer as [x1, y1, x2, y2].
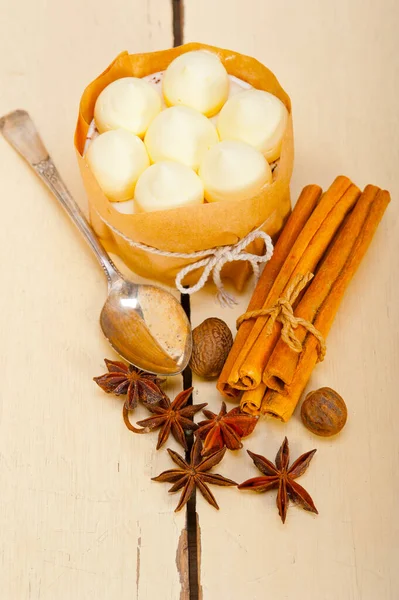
[101, 279, 191, 375]
[0, 110, 192, 375]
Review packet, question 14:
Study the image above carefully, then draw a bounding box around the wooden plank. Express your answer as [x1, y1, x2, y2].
[185, 1, 399, 598]
[2, 0, 399, 598]
[0, 2, 188, 599]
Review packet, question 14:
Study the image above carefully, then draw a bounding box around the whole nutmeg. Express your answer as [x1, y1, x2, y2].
[190, 317, 233, 379]
[301, 387, 347, 437]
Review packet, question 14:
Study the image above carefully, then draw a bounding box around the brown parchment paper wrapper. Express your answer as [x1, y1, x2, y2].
[74, 43, 294, 290]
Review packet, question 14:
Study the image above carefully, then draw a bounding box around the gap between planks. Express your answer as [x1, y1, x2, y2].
[180, 290, 202, 600]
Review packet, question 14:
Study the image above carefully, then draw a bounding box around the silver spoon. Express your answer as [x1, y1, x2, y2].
[0, 110, 192, 375]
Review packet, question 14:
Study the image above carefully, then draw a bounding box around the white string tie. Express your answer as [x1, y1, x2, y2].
[94, 208, 274, 306]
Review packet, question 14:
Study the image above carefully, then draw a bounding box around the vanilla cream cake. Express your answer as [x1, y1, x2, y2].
[84, 51, 286, 215]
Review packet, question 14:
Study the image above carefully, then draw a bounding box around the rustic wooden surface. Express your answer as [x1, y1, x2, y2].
[1, 0, 398, 599]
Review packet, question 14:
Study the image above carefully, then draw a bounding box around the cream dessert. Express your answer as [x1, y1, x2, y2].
[85, 52, 286, 213]
[86, 129, 149, 201]
[134, 161, 204, 213]
[199, 140, 272, 203]
[162, 50, 229, 117]
[144, 105, 219, 172]
[217, 89, 288, 162]
[94, 77, 162, 137]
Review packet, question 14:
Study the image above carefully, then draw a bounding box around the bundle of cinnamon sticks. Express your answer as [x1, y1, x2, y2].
[217, 176, 390, 421]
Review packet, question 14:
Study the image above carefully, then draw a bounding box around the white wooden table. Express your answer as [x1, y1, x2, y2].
[1, 1, 398, 598]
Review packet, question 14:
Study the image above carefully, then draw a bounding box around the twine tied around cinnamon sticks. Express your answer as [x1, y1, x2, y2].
[236, 272, 327, 361]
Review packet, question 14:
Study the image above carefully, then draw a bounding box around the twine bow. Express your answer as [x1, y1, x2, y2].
[236, 271, 327, 360]
[175, 229, 274, 306]
[93, 207, 274, 306]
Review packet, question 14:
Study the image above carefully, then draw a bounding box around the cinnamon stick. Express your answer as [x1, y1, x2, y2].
[264, 184, 380, 393]
[261, 188, 390, 421]
[230, 178, 360, 391]
[217, 184, 322, 398]
[240, 383, 267, 415]
[226, 177, 352, 391]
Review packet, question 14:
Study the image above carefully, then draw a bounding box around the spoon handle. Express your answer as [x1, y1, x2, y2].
[0, 109, 120, 285]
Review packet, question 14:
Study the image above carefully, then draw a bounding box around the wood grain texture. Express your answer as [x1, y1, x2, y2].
[1, 0, 398, 598]
[0, 1, 185, 599]
[185, 1, 399, 598]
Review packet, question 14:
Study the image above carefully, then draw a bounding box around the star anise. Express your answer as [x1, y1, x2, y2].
[152, 437, 237, 511]
[93, 359, 165, 410]
[195, 401, 259, 455]
[238, 437, 318, 523]
[136, 387, 207, 450]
